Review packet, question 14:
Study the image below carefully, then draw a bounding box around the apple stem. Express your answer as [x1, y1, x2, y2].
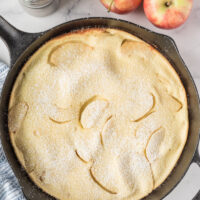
[108, 0, 114, 12]
[165, 1, 172, 7]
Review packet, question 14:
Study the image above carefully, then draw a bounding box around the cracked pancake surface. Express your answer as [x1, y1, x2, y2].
[8, 28, 188, 200]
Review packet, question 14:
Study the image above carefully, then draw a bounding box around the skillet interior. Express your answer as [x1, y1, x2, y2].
[0, 18, 199, 200]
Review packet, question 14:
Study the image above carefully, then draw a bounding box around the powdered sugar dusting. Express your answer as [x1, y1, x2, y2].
[9, 29, 187, 200]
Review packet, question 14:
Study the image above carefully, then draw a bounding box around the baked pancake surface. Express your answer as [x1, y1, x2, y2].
[8, 28, 188, 200]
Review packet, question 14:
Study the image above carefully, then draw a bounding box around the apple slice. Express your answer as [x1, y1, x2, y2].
[8, 102, 29, 134]
[75, 149, 89, 163]
[49, 105, 72, 124]
[101, 117, 117, 149]
[119, 152, 153, 196]
[121, 39, 154, 60]
[48, 41, 93, 67]
[167, 95, 183, 112]
[90, 150, 130, 195]
[125, 93, 155, 122]
[145, 127, 165, 163]
[74, 129, 101, 163]
[80, 96, 109, 129]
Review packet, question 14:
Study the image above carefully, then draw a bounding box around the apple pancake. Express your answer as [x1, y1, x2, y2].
[8, 28, 188, 200]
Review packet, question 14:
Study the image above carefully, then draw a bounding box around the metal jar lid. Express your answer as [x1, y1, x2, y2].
[19, 0, 60, 17]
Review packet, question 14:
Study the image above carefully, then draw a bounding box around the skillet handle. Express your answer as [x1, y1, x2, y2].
[0, 16, 42, 66]
[192, 144, 200, 200]
[193, 145, 200, 167]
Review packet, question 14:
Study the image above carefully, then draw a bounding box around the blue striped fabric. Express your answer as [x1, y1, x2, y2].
[0, 62, 25, 200]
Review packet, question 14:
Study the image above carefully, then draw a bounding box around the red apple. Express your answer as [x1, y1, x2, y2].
[100, 0, 142, 14]
[143, 0, 193, 29]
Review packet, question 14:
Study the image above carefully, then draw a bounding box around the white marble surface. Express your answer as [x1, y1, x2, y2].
[0, 0, 199, 199]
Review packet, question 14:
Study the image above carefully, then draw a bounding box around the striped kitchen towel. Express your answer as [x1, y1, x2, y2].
[0, 62, 25, 200]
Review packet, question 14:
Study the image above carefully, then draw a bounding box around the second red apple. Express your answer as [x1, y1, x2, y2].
[143, 0, 193, 29]
[100, 0, 142, 14]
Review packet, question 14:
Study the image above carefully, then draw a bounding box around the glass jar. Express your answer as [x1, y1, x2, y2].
[19, 0, 60, 17]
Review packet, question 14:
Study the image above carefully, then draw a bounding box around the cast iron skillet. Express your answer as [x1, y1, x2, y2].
[0, 16, 199, 200]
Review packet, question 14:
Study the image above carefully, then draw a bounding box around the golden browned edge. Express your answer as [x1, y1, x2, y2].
[8, 27, 189, 200]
